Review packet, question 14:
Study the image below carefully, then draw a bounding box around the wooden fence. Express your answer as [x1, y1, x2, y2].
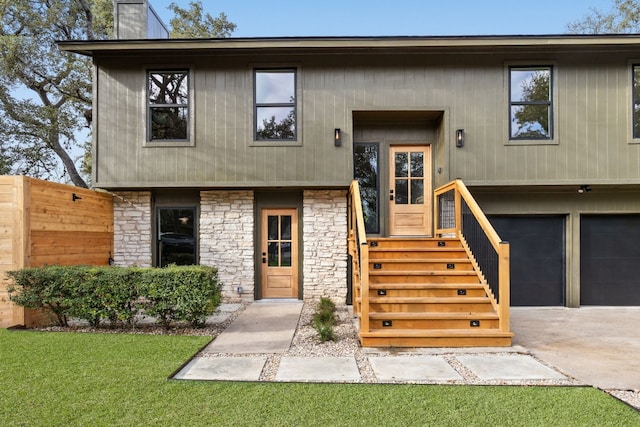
[0, 176, 114, 328]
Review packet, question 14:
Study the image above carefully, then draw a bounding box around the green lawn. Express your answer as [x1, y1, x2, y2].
[0, 330, 637, 426]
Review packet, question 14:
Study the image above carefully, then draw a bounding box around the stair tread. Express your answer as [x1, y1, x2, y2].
[366, 296, 490, 303]
[361, 329, 513, 337]
[369, 247, 465, 252]
[369, 270, 478, 276]
[369, 283, 484, 289]
[368, 312, 498, 319]
[369, 258, 471, 263]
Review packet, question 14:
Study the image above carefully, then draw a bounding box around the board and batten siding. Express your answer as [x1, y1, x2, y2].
[94, 51, 640, 188]
[0, 176, 114, 328]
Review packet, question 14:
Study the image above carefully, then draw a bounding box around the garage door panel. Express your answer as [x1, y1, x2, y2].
[490, 216, 565, 306]
[581, 215, 640, 305]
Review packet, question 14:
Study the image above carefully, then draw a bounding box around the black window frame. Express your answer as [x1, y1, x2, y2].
[156, 205, 198, 267]
[147, 69, 190, 142]
[253, 68, 297, 142]
[509, 65, 553, 141]
[353, 142, 380, 234]
[632, 64, 640, 139]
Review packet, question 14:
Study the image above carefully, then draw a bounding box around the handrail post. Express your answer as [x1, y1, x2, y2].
[360, 242, 369, 333]
[454, 180, 463, 239]
[498, 241, 510, 333]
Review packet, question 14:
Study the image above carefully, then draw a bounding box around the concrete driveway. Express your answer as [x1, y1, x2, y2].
[511, 307, 640, 390]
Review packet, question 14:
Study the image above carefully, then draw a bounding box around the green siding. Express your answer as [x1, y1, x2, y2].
[94, 51, 640, 189]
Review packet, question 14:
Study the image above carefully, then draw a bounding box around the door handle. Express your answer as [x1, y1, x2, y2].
[390, 190, 394, 201]
[262, 252, 266, 264]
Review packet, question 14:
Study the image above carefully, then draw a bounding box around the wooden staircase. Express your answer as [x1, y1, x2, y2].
[357, 237, 513, 347]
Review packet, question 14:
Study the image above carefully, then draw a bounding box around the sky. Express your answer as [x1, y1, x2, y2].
[149, 0, 615, 38]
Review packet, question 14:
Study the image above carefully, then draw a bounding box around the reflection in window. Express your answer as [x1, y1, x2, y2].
[394, 150, 424, 206]
[255, 69, 296, 140]
[267, 214, 293, 267]
[633, 65, 640, 138]
[354, 143, 380, 234]
[510, 66, 552, 140]
[157, 207, 196, 267]
[148, 71, 189, 140]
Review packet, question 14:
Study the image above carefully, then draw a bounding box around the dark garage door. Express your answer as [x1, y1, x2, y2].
[581, 215, 640, 305]
[489, 216, 565, 306]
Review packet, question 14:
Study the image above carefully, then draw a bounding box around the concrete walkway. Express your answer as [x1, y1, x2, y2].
[173, 302, 594, 386]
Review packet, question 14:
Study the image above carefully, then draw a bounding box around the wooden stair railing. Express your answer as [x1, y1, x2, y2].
[348, 179, 512, 348]
[347, 180, 369, 333]
[434, 179, 511, 335]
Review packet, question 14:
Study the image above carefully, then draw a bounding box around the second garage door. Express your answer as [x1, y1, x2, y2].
[581, 215, 640, 305]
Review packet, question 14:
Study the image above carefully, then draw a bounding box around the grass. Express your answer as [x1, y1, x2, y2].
[0, 329, 637, 426]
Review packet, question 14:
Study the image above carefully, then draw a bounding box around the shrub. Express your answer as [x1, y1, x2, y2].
[7, 266, 74, 326]
[140, 265, 221, 328]
[7, 265, 221, 328]
[312, 297, 337, 342]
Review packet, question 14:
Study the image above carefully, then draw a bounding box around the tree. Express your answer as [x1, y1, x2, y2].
[0, 1, 235, 187]
[257, 111, 296, 140]
[0, 0, 111, 187]
[567, 0, 640, 33]
[169, 1, 236, 38]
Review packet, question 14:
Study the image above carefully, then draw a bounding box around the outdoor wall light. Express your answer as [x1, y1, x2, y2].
[578, 185, 592, 194]
[456, 129, 465, 148]
[334, 128, 342, 146]
[237, 286, 243, 294]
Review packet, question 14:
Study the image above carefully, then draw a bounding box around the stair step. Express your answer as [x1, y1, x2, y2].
[369, 260, 474, 272]
[361, 329, 512, 337]
[367, 296, 489, 304]
[369, 270, 477, 276]
[369, 283, 485, 290]
[368, 312, 498, 320]
[359, 329, 513, 347]
[369, 248, 469, 260]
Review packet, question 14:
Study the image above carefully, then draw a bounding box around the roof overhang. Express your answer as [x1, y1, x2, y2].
[57, 34, 640, 57]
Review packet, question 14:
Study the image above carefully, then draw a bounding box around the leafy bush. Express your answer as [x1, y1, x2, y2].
[6, 265, 220, 328]
[312, 297, 337, 342]
[140, 265, 221, 328]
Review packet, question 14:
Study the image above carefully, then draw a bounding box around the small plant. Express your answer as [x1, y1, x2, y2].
[312, 297, 337, 342]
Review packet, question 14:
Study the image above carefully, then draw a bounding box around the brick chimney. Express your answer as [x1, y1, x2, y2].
[114, 0, 169, 39]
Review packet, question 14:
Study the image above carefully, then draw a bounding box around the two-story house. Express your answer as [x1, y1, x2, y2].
[60, 0, 640, 330]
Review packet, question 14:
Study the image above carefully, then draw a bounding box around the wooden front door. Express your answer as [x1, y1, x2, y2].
[389, 145, 432, 236]
[261, 208, 299, 298]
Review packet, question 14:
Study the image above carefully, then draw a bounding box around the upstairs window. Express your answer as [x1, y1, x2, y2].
[509, 66, 552, 140]
[633, 65, 640, 138]
[148, 70, 189, 141]
[254, 69, 296, 141]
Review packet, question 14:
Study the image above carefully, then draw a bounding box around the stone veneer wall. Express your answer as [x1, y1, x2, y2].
[200, 190, 254, 299]
[302, 190, 348, 304]
[112, 191, 152, 267]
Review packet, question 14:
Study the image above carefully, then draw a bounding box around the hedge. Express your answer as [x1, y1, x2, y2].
[6, 265, 221, 328]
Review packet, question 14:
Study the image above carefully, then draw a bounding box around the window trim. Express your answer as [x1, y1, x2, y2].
[251, 66, 302, 147]
[506, 64, 557, 145]
[144, 68, 195, 147]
